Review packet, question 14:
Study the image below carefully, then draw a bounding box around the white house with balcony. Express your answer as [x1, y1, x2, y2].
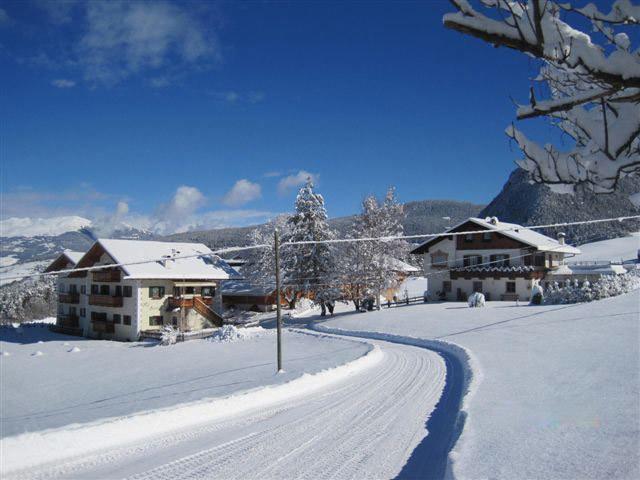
[47, 239, 239, 341]
[411, 217, 581, 302]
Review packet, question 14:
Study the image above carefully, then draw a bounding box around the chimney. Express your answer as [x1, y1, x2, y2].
[557, 232, 566, 245]
[489, 216, 498, 225]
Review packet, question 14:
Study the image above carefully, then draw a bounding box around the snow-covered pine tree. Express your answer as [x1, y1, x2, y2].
[282, 179, 337, 310]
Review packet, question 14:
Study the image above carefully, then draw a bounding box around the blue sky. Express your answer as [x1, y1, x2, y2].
[1, 0, 556, 233]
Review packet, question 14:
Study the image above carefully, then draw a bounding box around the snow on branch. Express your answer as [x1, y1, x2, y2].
[444, 0, 640, 193]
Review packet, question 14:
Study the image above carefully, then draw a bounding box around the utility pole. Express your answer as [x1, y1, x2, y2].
[275, 229, 283, 372]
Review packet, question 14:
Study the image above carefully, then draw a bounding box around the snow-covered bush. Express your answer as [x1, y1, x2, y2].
[209, 325, 268, 343]
[544, 271, 640, 305]
[468, 292, 486, 308]
[530, 284, 544, 305]
[159, 325, 178, 346]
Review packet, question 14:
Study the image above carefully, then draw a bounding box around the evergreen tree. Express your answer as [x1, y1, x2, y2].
[282, 179, 337, 310]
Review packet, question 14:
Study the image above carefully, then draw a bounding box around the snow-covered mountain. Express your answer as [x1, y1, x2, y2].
[480, 169, 640, 244]
[0, 216, 92, 237]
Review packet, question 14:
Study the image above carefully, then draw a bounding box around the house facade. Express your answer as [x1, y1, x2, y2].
[411, 217, 580, 302]
[47, 239, 239, 341]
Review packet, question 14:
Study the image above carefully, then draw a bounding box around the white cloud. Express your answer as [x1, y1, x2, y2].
[51, 79, 76, 88]
[210, 90, 265, 104]
[0, 7, 11, 26]
[277, 170, 319, 195]
[78, 1, 219, 86]
[222, 179, 262, 207]
[263, 171, 281, 178]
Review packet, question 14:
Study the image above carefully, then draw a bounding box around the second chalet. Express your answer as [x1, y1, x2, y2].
[411, 217, 581, 302]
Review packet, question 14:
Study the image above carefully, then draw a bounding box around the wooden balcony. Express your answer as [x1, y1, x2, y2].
[57, 314, 79, 329]
[89, 294, 123, 307]
[92, 270, 121, 282]
[91, 318, 115, 333]
[168, 296, 212, 309]
[58, 292, 79, 304]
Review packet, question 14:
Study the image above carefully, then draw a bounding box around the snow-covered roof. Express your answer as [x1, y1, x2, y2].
[411, 217, 581, 255]
[546, 264, 627, 276]
[89, 239, 240, 280]
[63, 250, 85, 264]
[386, 257, 420, 273]
[220, 280, 275, 296]
[44, 250, 85, 273]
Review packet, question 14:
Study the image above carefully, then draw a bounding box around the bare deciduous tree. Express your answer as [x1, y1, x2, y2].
[444, 0, 640, 193]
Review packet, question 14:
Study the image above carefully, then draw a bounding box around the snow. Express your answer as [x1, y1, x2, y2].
[1, 333, 447, 480]
[0, 325, 369, 440]
[0, 256, 18, 267]
[322, 292, 640, 479]
[0, 260, 50, 286]
[94, 239, 240, 280]
[573, 233, 640, 263]
[0, 216, 91, 237]
[208, 325, 268, 342]
[1, 336, 383, 476]
[396, 275, 429, 298]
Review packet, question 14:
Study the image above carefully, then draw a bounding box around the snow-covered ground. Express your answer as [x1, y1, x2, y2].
[0, 260, 50, 286]
[574, 233, 639, 263]
[1, 327, 446, 479]
[321, 292, 640, 479]
[0, 325, 369, 439]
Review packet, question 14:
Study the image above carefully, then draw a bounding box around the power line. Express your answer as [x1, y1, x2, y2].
[1, 215, 638, 282]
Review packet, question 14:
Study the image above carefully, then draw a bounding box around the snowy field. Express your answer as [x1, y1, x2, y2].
[0, 260, 50, 286]
[0, 325, 369, 438]
[321, 292, 640, 479]
[574, 233, 639, 263]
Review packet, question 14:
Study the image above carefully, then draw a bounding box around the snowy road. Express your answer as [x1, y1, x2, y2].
[7, 337, 446, 480]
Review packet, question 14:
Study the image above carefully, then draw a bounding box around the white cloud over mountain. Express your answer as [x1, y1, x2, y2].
[222, 179, 262, 207]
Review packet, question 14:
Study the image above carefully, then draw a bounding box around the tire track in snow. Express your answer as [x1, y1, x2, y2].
[10, 336, 447, 480]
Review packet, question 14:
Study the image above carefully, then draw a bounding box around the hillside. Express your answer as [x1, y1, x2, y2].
[480, 169, 640, 244]
[166, 199, 485, 250]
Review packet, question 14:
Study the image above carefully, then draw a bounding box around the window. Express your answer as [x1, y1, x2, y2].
[99, 285, 110, 295]
[442, 281, 452, 293]
[123, 285, 132, 297]
[69, 284, 77, 294]
[59, 284, 66, 293]
[149, 286, 165, 299]
[201, 286, 215, 297]
[185, 286, 195, 294]
[113, 314, 121, 324]
[430, 252, 448, 269]
[91, 284, 99, 294]
[473, 281, 483, 293]
[482, 232, 491, 242]
[80, 285, 86, 294]
[463, 255, 483, 267]
[69, 306, 77, 316]
[123, 315, 131, 326]
[490, 254, 510, 267]
[534, 254, 546, 267]
[80, 308, 86, 318]
[149, 316, 163, 326]
[91, 311, 107, 321]
[114, 285, 122, 297]
[172, 316, 178, 326]
[464, 233, 473, 243]
[506, 282, 516, 293]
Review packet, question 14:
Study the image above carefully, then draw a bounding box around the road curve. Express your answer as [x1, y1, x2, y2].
[13, 338, 446, 480]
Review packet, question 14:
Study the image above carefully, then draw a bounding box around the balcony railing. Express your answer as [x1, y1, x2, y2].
[92, 270, 121, 282]
[168, 296, 213, 309]
[91, 318, 115, 333]
[89, 294, 123, 307]
[58, 292, 80, 304]
[57, 314, 79, 329]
